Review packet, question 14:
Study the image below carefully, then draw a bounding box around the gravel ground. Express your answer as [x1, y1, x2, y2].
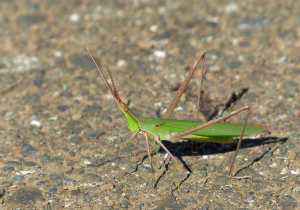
[0, 0, 299, 209]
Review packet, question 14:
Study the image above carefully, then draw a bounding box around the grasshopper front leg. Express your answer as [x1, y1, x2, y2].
[126, 131, 139, 162]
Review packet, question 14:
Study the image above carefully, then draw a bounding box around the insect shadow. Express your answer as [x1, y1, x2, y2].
[151, 136, 287, 187]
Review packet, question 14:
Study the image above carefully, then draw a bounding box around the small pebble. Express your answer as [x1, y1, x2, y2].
[66, 136, 83, 144]
[84, 129, 105, 139]
[180, 188, 189, 193]
[84, 196, 91, 203]
[52, 91, 61, 97]
[137, 41, 153, 50]
[5, 161, 21, 166]
[83, 104, 102, 112]
[225, 2, 240, 13]
[0, 189, 5, 197]
[154, 50, 166, 58]
[247, 194, 254, 201]
[2, 166, 14, 172]
[168, 195, 177, 203]
[29, 114, 37, 121]
[111, 194, 119, 200]
[278, 55, 287, 62]
[209, 166, 216, 172]
[72, 114, 82, 120]
[2, 181, 12, 187]
[116, 59, 128, 68]
[130, 189, 138, 196]
[56, 105, 69, 112]
[100, 114, 112, 122]
[224, 189, 232, 193]
[149, 25, 158, 32]
[37, 181, 45, 186]
[172, 190, 180, 195]
[9, 175, 23, 181]
[78, 195, 84, 199]
[267, 101, 283, 109]
[4, 111, 14, 118]
[83, 173, 99, 180]
[282, 195, 295, 200]
[33, 78, 43, 86]
[279, 200, 297, 209]
[23, 143, 37, 154]
[69, 13, 80, 22]
[31, 120, 42, 128]
[293, 109, 300, 117]
[50, 188, 57, 194]
[252, 179, 262, 184]
[71, 189, 81, 195]
[83, 159, 92, 165]
[17, 182, 26, 186]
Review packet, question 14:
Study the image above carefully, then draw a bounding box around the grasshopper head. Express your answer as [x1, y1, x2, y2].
[87, 48, 139, 132]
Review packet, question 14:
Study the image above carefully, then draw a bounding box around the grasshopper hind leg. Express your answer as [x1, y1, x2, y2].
[152, 135, 177, 189]
[228, 106, 252, 179]
[144, 133, 156, 187]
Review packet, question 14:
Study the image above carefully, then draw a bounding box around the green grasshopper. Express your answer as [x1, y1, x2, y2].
[87, 48, 267, 187]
